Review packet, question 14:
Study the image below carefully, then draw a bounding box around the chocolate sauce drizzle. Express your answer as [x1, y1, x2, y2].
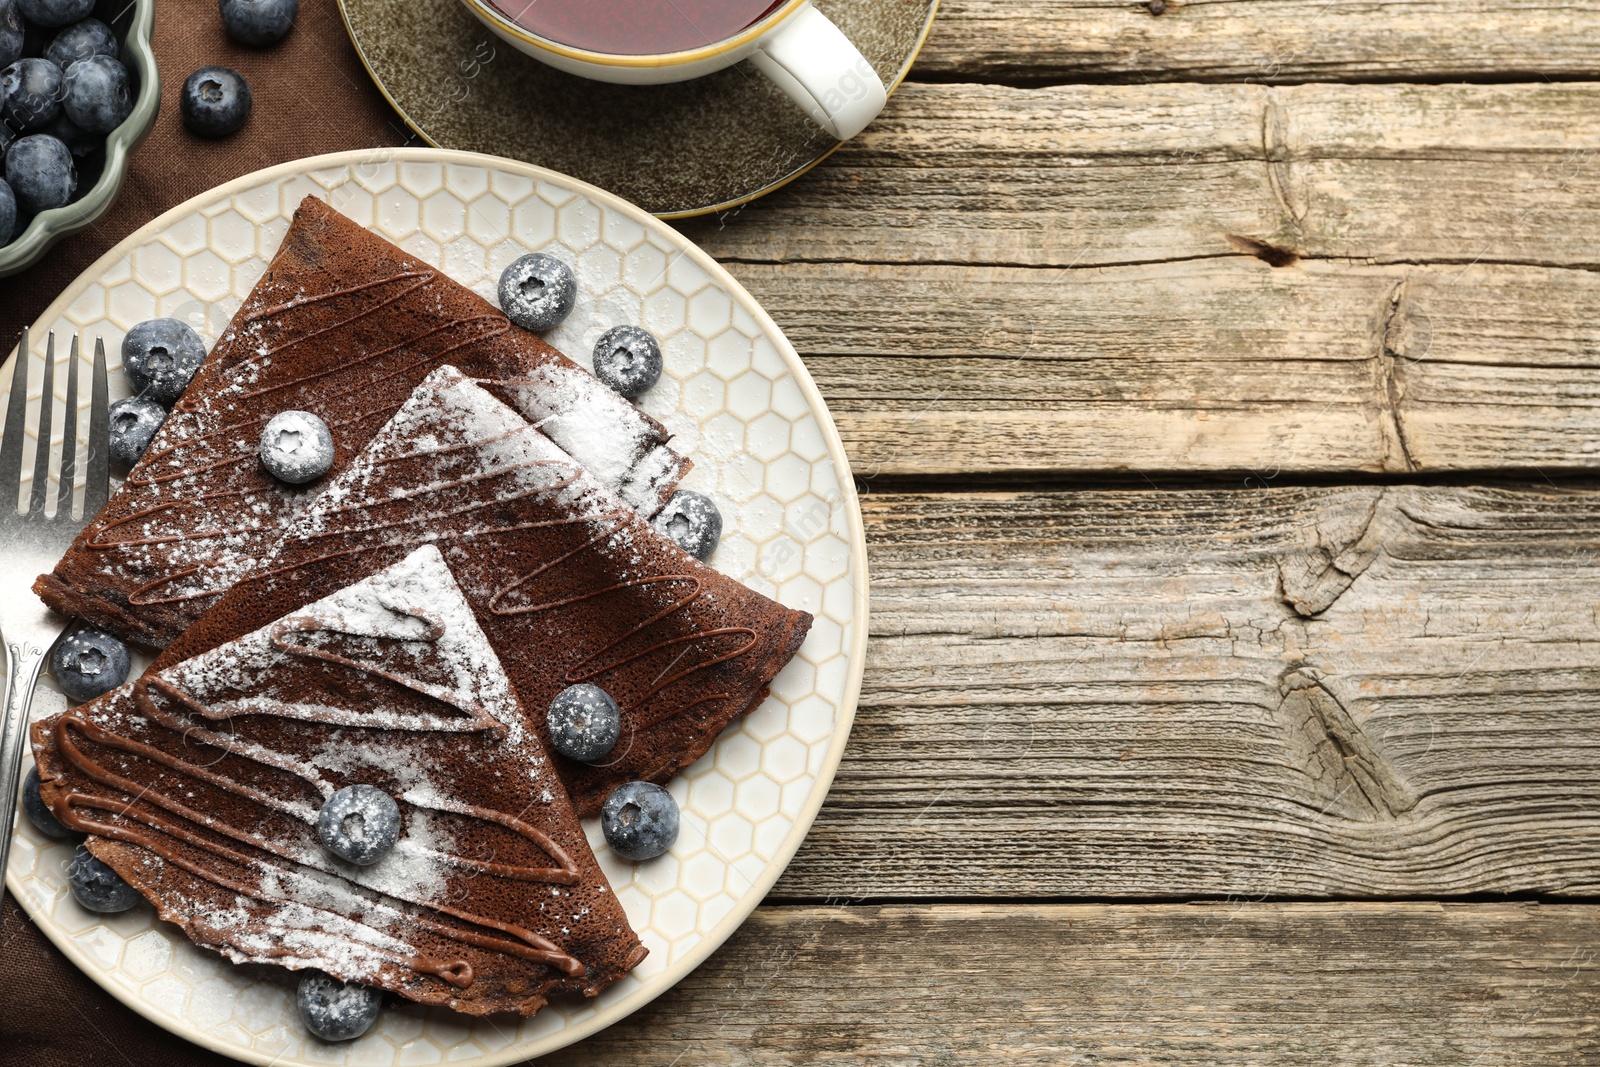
[84, 269, 513, 608]
[251, 407, 759, 740]
[52, 598, 587, 988]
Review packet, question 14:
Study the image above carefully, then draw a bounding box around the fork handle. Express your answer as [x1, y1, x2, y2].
[0, 639, 47, 886]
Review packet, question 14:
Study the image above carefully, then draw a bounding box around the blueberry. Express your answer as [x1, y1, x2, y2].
[0, 177, 14, 244]
[62, 54, 129, 133]
[51, 627, 131, 702]
[2, 58, 65, 131]
[497, 253, 575, 332]
[317, 785, 400, 866]
[654, 490, 722, 562]
[122, 318, 206, 404]
[547, 683, 621, 764]
[259, 410, 334, 485]
[67, 843, 141, 912]
[180, 66, 250, 138]
[591, 325, 662, 398]
[41, 111, 94, 156]
[17, 0, 93, 28]
[45, 18, 117, 68]
[0, 1, 23, 69]
[297, 971, 382, 1042]
[600, 781, 678, 861]
[219, 0, 298, 47]
[107, 395, 165, 466]
[23, 766, 78, 839]
[5, 134, 75, 212]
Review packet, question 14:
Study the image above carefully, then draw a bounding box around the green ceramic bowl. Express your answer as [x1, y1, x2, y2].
[0, 0, 158, 277]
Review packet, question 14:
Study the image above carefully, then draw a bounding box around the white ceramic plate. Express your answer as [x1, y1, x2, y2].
[1, 148, 867, 1066]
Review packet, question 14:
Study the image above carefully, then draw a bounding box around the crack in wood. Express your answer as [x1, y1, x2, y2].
[1376, 277, 1418, 472]
[1276, 487, 1397, 616]
[1262, 91, 1308, 232]
[1275, 666, 1419, 823]
[1224, 233, 1300, 266]
[1213, 93, 1314, 271]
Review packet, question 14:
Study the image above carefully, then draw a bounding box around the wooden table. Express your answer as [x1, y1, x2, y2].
[548, 2, 1600, 1062]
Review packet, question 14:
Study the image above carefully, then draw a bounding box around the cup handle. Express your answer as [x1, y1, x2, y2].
[749, 2, 888, 141]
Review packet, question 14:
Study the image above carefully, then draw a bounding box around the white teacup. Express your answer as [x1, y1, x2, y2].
[457, 0, 889, 141]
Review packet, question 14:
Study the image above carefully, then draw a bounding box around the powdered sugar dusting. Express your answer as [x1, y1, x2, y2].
[57, 219, 686, 642]
[495, 364, 685, 515]
[171, 545, 524, 746]
[271, 367, 648, 577]
[118, 547, 583, 980]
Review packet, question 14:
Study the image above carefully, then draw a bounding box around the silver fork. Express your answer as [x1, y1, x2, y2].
[0, 327, 109, 882]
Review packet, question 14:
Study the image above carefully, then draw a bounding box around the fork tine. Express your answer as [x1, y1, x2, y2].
[83, 335, 110, 518]
[58, 333, 79, 518]
[0, 325, 27, 514]
[27, 331, 55, 517]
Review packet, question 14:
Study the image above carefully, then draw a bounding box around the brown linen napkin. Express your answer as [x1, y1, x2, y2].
[0, 0, 409, 348]
[3, 0, 403, 1059]
[2, 892, 241, 1064]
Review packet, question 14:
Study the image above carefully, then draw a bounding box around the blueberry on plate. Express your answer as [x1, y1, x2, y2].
[0, 0, 23, 69]
[601, 781, 678, 861]
[219, 0, 297, 47]
[592, 325, 662, 398]
[654, 489, 722, 562]
[0, 178, 15, 244]
[22, 766, 78, 839]
[297, 972, 382, 1042]
[180, 65, 251, 138]
[317, 785, 401, 866]
[5, 134, 75, 212]
[41, 111, 97, 157]
[1, 57, 65, 130]
[45, 17, 117, 68]
[67, 843, 141, 912]
[259, 409, 334, 484]
[122, 317, 206, 404]
[17, 0, 93, 27]
[107, 395, 166, 466]
[51, 627, 131, 702]
[497, 253, 575, 332]
[62, 53, 131, 133]
[547, 683, 621, 764]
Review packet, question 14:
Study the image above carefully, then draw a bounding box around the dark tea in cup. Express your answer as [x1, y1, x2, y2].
[465, 0, 888, 140]
[490, 0, 788, 55]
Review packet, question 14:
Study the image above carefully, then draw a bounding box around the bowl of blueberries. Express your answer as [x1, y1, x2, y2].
[0, 0, 156, 276]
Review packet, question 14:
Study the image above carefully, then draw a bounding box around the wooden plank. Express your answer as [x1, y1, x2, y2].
[766, 485, 1600, 898]
[683, 81, 1600, 475]
[914, 0, 1600, 84]
[548, 903, 1600, 1065]
[740, 258, 1600, 474]
[681, 82, 1600, 270]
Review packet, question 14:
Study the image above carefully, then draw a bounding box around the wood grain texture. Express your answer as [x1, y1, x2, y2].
[739, 258, 1600, 475]
[914, 0, 1600, 84]
[568, 8, 1597, 1062]
[684, 82, 1600, 269]
[683, 81, 1600, 474]
[549, 903, 1600, 1065]
[767, 485, 1600, 899]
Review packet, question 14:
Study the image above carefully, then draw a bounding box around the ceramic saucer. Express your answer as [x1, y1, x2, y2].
[337, 0, 938, 217]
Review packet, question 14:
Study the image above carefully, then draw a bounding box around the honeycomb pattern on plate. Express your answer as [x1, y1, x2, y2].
[2, 151, 865, 1067]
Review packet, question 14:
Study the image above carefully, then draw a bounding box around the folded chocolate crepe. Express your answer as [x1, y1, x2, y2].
[32, 545, 646, 1016]
[153, 365, 812, 816]
[36, 196, 689, 648]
